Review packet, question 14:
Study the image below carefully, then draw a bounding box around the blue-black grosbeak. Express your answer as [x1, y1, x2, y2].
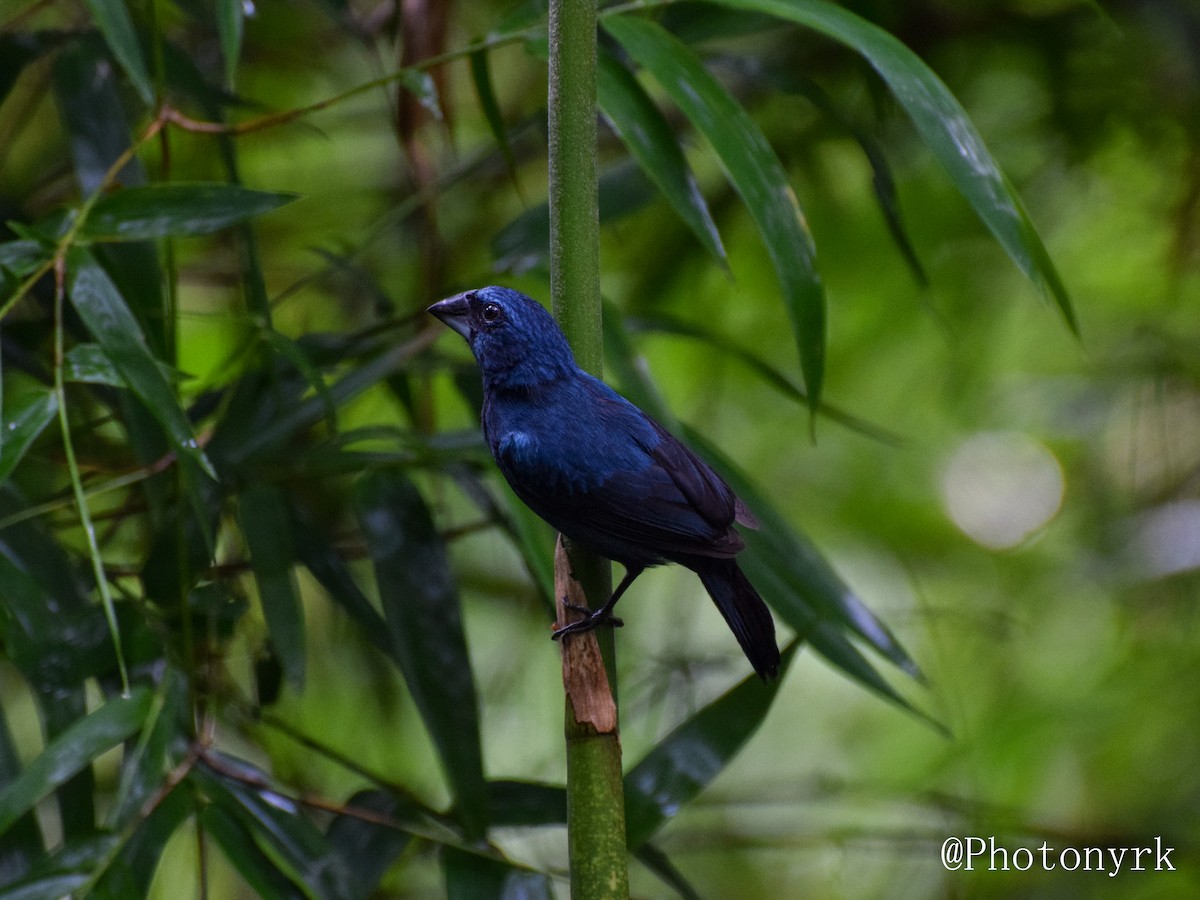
[429, 286, 780, 679]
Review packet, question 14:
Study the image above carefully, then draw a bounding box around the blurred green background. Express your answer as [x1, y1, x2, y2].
[1, 0, 1198, 897]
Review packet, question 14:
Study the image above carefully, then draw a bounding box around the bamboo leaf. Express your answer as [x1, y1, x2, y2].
[194, 755, 354, 900]
[83, 184, 297, 241]
[686, 430, 920, 679]
[492, 161, 658, 274]
[53, 35, 145, 194]
[215, 0, 244, 87]
[326, 790, 413, 900]
[354, 470, 488, 841]
[712, 0, 1075, 330]
[442, 847, 554, 900]
[201, 802, 307, 900]
[469, 48, 520, 189]
[81, 0, 153, 105]
[597, 48, 726, 266]
[66, 248, 215, 478]
[0, 688, 152, 837]
[605, 14, 826, 412]
[0, 389, 57, 486]
[623, 312, 901, 444]
[238, 483, 305, 689]
[91, 789, 192, 900]
[624, 644, 796, 848]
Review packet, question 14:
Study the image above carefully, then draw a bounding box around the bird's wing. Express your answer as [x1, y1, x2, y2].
[493, 386, 747, 560]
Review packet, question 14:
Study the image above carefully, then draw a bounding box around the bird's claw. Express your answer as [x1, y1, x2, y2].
[553, 601, 623, 640]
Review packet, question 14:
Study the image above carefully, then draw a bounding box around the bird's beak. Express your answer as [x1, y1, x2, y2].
[427, 292, 474, 340]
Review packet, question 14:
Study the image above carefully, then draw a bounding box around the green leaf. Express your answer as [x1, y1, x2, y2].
[66, 248, 215, 478]
[605, 14, 826, 412]
[215, 0, 244, 87]
[82, 0, 154, 105]
[0, 240, 47, 282]
[635, 843, 703, 900]
[624, 644, 796, 848]
[691, 431, 919, 677]
[238, 483, 305, 689]
[326, 790, 413, 900]
[91, 788, 192, 900]
[712, 0, 1075, 330]
[108, 668, 188, 827]
[0, 696, 42, 883]
[0, 873, 90, 900]
[193, 755, 354, 900]
[0, 388, 57, 486]
[597, 47, 726, 267]
[492, 161, 657, 274]
[53, 35, 145, 194]
[83, 184, 297, 241]
[486, 780, 566, 828]
[291, 507, 391, 657]
[64, 342, 183, 387]
[469, 48, 520, 189]
[0, 688, 152, 837]
[354, 470, 488, 841]
[623, 312, 901, 443]
[201, 802, 307, 900]
[442, 846, 554, 900]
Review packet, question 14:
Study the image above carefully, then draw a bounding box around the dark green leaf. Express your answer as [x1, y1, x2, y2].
[605, 14, 826, 412]
[714, 0, 1075, 330]
[108, 668, 188, 826]
[0, 33, 62, 108]
[624, 644, 795, 848]
[215, 0, 244, 87]
[291, 507, 390, 656]
[597, 48, 726, 267]
[689, 431, 920, 678]
[82, 0, 153, 104]
[53, 34, 146, 194]
[64, 342, 183, 387]
[66, 248, 215, 478]
[0, 873, 90, 900]
[354, 470, 488, 841]
[443, 847, 554, 900]
[469, 48, 520, 189]
[487, 780, 566, 828]
[326, 790, 413, 900]
[0, 696, 41, 884]
[91, 788, 192, 900]
[0, 688, 152, 837]
[238, 483, 305, 689]
[201, 802, 307, 900]
[83, 184, 297, 240]
[0, 241, 47, 282]
[762, 69, 926, 285]
[624, 312, 901, 443]
[194, 755, 354, 900]
[260, 328, 337, 433]
[0, 388, 57, 486]
[492, 161, 658, 274]
[635, 843, 703, 900]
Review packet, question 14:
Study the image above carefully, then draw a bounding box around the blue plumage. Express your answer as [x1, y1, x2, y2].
[429, 286, 780, 679]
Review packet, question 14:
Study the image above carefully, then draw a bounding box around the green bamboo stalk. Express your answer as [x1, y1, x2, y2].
[548, 0, 629, 896]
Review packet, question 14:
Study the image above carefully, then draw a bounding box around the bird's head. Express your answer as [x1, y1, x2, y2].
[428, 286, 578, 389]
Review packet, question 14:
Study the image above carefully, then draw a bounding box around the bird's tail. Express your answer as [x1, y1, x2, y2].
[694, 557, 780, 680]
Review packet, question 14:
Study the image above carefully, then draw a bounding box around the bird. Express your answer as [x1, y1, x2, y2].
[428, 286, 780, 679]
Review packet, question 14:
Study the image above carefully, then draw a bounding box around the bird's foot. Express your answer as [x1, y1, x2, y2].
[553, 601, 623, 640]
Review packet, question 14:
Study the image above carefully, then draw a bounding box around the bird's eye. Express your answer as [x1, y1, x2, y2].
[481, 302, 503, 324]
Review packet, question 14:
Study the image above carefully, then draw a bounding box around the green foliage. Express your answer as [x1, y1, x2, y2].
[1, 0, 1196, 897]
